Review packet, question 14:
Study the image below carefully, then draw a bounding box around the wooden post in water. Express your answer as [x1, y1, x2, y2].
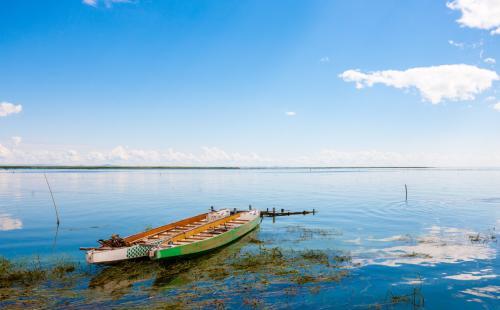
[249, 204, 252, 210]
[44, 173, 60, 225]
[405, 184, 408, 202]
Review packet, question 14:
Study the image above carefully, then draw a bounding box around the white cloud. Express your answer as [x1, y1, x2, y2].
[11, 136, 22, 146]
[88, 151, 106, 162]
[339, 64, 499, 104]
[449, 39, 484, 49]
[319, 56, 330, 63]
[448, 39, 465, 48]
[484, 57, 496, 64]
[1, 144, 500, 167]
[82, 0, 97, 6]
[109, 146, 130, 161]
[83, 0, 132, 7]
[67, 150, 81, 162]
[447, 0, 500, 35]
[493, 102, 500, 111]
[0, 144, 11, 158]
[29, 146, 269, 166]
[0, 102, 22, 117]
[285, 111, 296, 116]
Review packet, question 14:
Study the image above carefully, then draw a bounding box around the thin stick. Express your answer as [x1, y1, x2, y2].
[44, 173, 60, 225]
[405, 184, 408, 202]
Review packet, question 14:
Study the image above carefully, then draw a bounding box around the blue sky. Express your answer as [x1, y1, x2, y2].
[1, 0, 499, 166]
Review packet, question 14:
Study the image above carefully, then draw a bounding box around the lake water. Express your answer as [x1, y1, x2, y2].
[0, 168, 499, 308]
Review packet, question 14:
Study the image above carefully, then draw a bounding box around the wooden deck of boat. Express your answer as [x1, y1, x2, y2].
[127, 213, 250, 246]
[164, 214, 251, 246]
[138, 219, 210, 243]
[123, 213, 210, 244]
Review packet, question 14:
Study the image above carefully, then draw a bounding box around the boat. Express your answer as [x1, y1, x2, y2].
[83, 209, 231, 264]
[149, 209, 261, 260]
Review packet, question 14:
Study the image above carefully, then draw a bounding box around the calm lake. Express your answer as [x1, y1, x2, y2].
[0, 168, 499, 308]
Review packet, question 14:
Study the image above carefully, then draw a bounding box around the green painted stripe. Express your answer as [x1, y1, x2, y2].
[152, 216, 260, 260]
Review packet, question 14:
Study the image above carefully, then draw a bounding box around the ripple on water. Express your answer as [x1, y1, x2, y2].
[352, 225, 497, 267]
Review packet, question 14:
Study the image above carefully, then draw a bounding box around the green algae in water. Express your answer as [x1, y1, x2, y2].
[0, 233, 353, 308]
[0, 256, 78, 289]
[0, 256, 83, 309]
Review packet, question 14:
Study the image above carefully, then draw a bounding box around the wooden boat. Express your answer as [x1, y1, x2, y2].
[149, 209, 261, 260]
[83, 209, 231, 264]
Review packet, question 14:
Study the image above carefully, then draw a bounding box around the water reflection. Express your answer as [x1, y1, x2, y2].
[444, 268, 497, 281]
[0, 213, 22, 231]
[1, 168, 499, 308]
[462, 285, 500, 301]
[88, 231, 257, 299]
[354, 226, 497, 267]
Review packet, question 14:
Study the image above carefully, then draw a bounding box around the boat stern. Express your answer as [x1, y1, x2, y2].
[85, 247, 130, 264]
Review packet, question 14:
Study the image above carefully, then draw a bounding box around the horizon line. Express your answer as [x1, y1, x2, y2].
[0, 165, 447, 170]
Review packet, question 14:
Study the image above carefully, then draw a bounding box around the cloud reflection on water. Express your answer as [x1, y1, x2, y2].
[462, 285, 500, 301]
[0, 213, 22, 231]
[354, 226, 496, 267]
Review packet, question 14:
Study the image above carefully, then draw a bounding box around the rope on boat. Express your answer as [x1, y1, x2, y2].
[98, 234, 129, 248]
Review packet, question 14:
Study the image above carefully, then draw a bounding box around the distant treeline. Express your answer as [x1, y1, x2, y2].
[0, 166, 430, 170]
[0, 166, 241, 170]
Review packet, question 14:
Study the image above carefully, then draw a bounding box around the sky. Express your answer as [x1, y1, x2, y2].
[1, 0, 500, 166]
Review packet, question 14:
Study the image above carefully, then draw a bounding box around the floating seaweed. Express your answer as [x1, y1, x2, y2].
[285, 225, 342, 242]
[0, 231, 354, 309]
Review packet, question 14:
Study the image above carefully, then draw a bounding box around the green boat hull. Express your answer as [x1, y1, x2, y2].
[151, 216, 261, 260]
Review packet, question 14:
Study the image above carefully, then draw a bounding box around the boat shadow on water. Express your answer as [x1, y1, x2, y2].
[87, 230, 263, 298]
[85, 228, 359, 308]
[1, 228, 429, 309]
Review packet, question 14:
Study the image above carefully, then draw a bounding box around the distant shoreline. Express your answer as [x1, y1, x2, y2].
[0, 165, 432, 170]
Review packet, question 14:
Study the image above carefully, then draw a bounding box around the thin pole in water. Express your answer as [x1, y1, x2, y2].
[405, 184, 408, 202]
[44, 173, 60, 225]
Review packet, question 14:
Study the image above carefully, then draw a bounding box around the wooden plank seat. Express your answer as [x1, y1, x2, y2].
[143, 214, 242, 244]
[149, 220, 220, 242]
[124, 213, 210, 244]
[196, 233, 215, 238]
[185, 236, 206, 240]
[173, 241, 192, 245]
[159, 213, 246, 247]
[204, 231, 223, 235]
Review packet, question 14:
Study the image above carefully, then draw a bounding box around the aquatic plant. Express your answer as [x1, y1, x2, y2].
[0, 234, 353, 309]
[0, 256, 50, 288]
[285, 225, 342, 241]
[300, 250, 329, 265]
[0, 256, 81, 309]
[400, 252, 432, 259]
[468, 230, 497, 244]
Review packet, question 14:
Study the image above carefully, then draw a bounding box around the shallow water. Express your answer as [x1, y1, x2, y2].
[0, 168, 499, 308]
